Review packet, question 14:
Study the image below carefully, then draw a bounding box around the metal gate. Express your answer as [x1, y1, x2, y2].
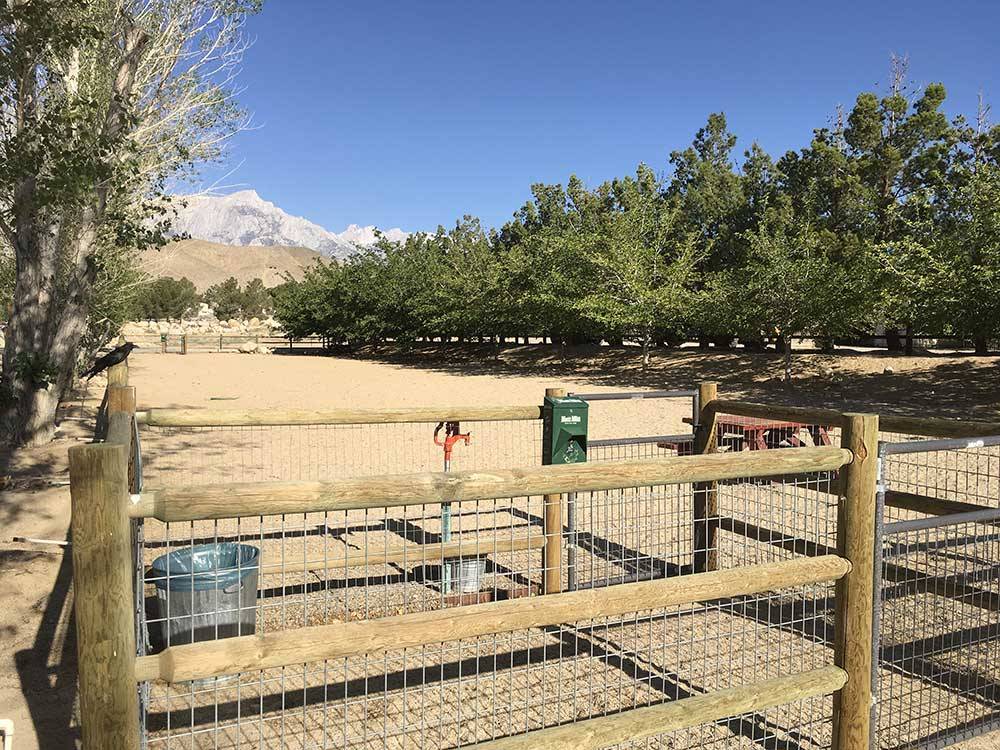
[873, 435, 1000, 750]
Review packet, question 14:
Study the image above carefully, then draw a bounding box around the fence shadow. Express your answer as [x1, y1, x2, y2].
[12, 537, 80, 748]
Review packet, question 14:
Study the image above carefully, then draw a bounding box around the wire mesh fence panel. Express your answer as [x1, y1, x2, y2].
[587, 436, 693, 464]
[878, 432, 1000, 524]
[137, 461, 841, 750]
[140, 497, 549, 636]
[572, 390, 696, 464]
[142, 578, 837, 749]
[139, 420, 544, 487]
[567, 468, 838, 588]
[875, 438, 1000, 750]
[712, 411, 842, 454]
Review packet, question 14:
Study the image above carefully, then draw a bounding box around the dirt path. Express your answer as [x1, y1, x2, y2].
[1, 345, 997, 749]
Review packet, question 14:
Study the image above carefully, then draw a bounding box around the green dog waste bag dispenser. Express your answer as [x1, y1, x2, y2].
[543, 395, 589, 465]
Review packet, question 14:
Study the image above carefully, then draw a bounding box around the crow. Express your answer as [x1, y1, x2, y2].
[81, 342, 139, 380]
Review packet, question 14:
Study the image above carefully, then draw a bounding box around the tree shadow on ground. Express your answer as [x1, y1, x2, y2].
[277, 344, 1000, 421]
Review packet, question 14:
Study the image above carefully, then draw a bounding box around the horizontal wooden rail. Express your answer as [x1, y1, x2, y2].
[133, 553, 850, 683]
[254, 534, 544, 575]
[709, 399, 847, 428]
[131, 445, 852, 522]
[710, 399, 1000, 439]
[465, 666, 848, 750]
[135, 404, 542, 427]
[879, 414, 1000, 439]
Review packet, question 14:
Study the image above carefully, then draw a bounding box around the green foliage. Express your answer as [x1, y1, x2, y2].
[270, 62, 1000, 372]
[131, 276, 201, 321]
[203, 277, 272, 320]
[12, 351, 59, 390]
[576, 165, 698, 366]
[242, 278, 271, 319]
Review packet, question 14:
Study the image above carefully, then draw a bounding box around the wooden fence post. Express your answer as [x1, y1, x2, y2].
[107, 385, 136, 416]
[70, 441, 140, 749]
[181, 334, 187, 355]
[692, 381, 719, 573]
[832, 412, 879, 750]
[543, 387, 565, 594]
[107, 360, 128, 387]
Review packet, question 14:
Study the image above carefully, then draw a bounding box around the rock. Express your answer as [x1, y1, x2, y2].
[227, 318, 240, 328]
[249, 317, 261, 327]
[237, 342, 258, 354]
[883, 366, 895, 375]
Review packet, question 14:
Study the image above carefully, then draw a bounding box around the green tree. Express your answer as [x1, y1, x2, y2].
[131, 277, 200, 320]
[0, 0, 259, 445]
[241, 278, 271, 318]
[843, 62, 953, 350]
[203, 277, 244, 320]
[704, 218, 874, 381]
[577, 165, 697, 368]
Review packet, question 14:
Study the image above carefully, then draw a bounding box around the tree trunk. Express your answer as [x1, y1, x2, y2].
[698, 333, 710, 350]
[1, 231, 92, 446]
[904, 325, 914, 356]
[974, 335, 989, 356]
[784, 342, 793, 384]
[885, 327, 902, 352]
[774, 334, 787, 354]
[641, 333, 651, 370]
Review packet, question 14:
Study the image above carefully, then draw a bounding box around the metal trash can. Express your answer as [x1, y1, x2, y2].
[150, 543, 259, 651]
[446, 557, 486, 594]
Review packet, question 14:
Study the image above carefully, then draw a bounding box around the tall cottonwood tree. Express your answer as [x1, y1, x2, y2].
[0, 0, 258, 445]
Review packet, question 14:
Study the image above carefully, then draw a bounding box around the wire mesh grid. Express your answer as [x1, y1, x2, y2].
[878, 431, 1000, 523]
[713, 413, 841, 454]
[575, 391, 696, 465]
[138, 466, 840, 749]
[586, 436, 693, 464]
[139, 420, 545, 486]
[874, 439, 1000, 750]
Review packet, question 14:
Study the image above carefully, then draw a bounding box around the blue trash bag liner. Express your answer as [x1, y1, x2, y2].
[150, 543, 260, 592]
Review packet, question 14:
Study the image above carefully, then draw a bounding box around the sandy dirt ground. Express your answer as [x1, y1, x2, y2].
[1, 344, 998, 749]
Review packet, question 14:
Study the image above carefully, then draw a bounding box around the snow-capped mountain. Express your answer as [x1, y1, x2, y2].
[170, 190, 410, 258]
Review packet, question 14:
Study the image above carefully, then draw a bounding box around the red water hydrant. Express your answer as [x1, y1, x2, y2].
[434, 421, 471, 471]
[434, 421, 470, 595]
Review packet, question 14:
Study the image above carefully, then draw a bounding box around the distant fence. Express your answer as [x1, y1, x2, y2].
[124, 333, 327, 353]
[116, 332, 999, 355]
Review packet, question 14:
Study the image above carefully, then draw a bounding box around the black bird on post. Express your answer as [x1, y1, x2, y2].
[81, 342, 139, 380]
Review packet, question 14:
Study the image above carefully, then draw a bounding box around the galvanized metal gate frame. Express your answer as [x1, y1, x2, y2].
[872, 435, 1000, 750]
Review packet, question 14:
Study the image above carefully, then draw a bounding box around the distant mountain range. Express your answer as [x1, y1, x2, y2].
[170, 190, 411, 259]
[142, 239, 324, 291]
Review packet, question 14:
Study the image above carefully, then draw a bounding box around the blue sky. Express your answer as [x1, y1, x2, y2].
[206, 0, 1000, 233]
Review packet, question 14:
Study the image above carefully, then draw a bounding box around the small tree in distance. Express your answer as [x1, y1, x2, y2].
[132, 277, 201, 321]
[203, 277, 273, 320]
